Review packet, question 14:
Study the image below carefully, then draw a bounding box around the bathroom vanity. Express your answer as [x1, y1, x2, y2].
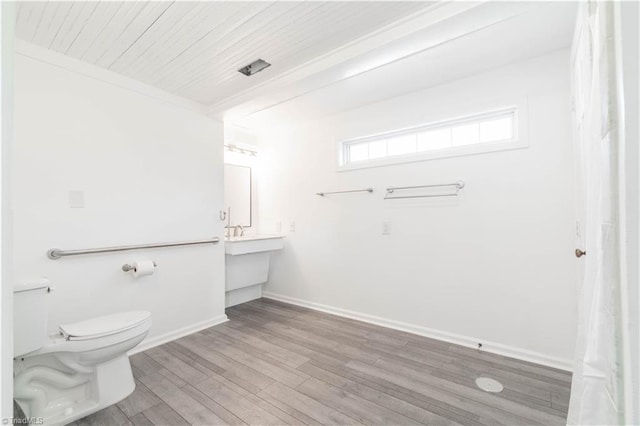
[225, 235, 284, 307]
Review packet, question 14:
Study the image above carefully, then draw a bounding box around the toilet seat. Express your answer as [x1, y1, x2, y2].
[23, 313, 151, 358]
[59, 311, 151, 341]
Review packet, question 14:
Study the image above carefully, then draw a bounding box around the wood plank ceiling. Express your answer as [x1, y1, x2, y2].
[15, 2, 433, 106]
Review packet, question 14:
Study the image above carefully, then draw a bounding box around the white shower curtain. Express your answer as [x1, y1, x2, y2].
[568, 1, 630, 425]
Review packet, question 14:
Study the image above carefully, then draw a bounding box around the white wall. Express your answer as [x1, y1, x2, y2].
[256, 50, 577, 369]
[13, 43, 226, 350]
[0, 1, 14, 419]
[619, 1, 639, 421]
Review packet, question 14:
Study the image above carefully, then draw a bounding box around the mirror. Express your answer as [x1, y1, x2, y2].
[224, 164, 252, 227]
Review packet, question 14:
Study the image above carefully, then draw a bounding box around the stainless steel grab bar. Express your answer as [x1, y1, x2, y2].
[317, 188, 373, 196]
[47, 237, 220, 260]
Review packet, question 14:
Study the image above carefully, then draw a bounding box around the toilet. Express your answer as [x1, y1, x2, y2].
[13, 279, 151, 425]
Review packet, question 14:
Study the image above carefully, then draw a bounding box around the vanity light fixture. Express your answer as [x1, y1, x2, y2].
[225, 144, 257, 157]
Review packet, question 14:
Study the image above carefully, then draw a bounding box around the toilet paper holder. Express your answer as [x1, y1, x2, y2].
[122, 262, 157, 272]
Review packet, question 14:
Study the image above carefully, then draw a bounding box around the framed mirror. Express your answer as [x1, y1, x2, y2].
[224, 164, 252, 227]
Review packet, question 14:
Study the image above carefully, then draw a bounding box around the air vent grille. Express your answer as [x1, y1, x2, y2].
[238, 59, 271, 76]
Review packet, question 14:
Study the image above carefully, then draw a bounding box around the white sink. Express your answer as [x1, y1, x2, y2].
[225, 234, 284, 255]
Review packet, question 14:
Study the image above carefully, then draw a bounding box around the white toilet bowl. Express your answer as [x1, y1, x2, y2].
[13, 280, 151, 426]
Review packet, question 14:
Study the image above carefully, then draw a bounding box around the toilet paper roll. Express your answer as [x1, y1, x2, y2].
[132, 260, 156, 278]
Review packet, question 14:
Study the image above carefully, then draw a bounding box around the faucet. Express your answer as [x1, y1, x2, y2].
[223, 207, 246, 238]
[225, 207, 232, 238]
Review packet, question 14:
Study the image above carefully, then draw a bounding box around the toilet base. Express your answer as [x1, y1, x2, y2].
[15, 354, 135, 426]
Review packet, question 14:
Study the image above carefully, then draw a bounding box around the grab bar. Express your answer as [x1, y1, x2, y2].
[47, 237, 220, 260]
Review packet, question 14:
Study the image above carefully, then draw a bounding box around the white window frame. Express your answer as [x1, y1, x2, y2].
[336, 103, 528, 172]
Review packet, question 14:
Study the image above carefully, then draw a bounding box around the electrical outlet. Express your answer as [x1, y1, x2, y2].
[289, 221, 296, 232]
[276, 221, 282, 233]
[382, 221, 391, 235]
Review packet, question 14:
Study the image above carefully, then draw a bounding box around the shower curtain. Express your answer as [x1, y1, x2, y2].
[568, 1, 630, 424]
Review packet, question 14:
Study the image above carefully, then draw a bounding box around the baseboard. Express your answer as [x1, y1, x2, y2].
[263, 292, 573, 372]
[226, 284, 263, 308]
[129, 314, 228, 355]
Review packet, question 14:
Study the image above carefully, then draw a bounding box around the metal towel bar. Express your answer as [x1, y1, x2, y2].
[385, 181, 465, 200]
[317, 188, 373, 197]
[47, 237, 220, 260]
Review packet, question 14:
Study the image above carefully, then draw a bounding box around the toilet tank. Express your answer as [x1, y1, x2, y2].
[14, 279, 51, 357]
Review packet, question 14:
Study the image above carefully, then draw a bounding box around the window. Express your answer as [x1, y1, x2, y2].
[341, 107, 519, 168]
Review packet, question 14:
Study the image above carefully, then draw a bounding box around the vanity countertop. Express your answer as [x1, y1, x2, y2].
[224, 235, 284, 255]
[225, 234, 284, 242]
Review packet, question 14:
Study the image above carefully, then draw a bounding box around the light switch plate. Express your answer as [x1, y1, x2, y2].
[68, 190, 85, 208]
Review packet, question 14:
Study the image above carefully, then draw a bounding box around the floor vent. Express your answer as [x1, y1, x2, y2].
[475, 377, 504, 393]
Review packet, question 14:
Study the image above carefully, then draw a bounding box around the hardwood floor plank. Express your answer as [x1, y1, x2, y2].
[258, 382, 364, 426]
[296, 376, 423, 425]
[260, 299, 449, 349]
[254, 388, 321, 426]
[198, 329, 310, 388]
[129, 353, 163, 378]
[238, 303, 371, 346]
[76, 299, 571, 425]
[297, 361, 460, 426]
[243, 299, 302, 319]
[139, 371, 229, 425]
[180, 384, 248, 426]
[368, 346, 554, 406]
[155, 367, 190, 388]
[551, 390, 570, 412]
[227, 321, 355, 367]
[303, 360, 484, 425]
[369, 337, 569, 400]
[242, 392, 308, 425]
[430, 368, 560, 415]
[75, 405, 132, 426]
[233, 304, 368, 353]
[175, 334, 275, 392]
[371, 357, 566, 425]
[433, 362, 556, 407]
[140, 402, 189, 426]
[164, 341, 228, 376]
[213, 323, 310, 368]
[145, 346, 211, 385]
[261, 321, 381, 364]
[164, 342, 252, 397]
[446, 344, 572, 385]
[345, 360, 535, 425]
[117, 379, 162, 418]
[225, 309, 271, 328]
[129, 412, 154, 426]
[189, 377, 286, 425]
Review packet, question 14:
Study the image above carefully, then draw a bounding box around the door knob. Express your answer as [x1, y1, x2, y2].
[575, 248, 587, 258]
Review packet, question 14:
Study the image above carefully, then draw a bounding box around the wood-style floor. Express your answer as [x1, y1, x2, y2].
[73, 298, 572, 426]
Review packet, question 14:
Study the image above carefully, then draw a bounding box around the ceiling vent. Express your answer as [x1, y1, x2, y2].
[238, 59, 271, 76]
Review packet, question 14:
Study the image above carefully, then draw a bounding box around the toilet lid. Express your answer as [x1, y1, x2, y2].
[59, 311, 151, 341]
